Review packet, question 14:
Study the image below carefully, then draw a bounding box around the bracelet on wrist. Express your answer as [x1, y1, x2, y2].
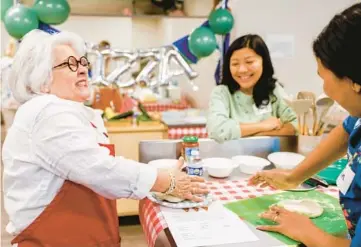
[164, 172, 176, 195]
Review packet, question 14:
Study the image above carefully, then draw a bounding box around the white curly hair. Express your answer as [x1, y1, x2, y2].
[9, 29, 86, 104]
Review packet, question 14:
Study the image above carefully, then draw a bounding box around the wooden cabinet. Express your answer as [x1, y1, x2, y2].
[106, 123, 168, 216]
[107, 123, 168, 161]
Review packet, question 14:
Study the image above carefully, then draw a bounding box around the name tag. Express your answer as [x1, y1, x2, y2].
[354, 119, 361, 129]
[336, 165, 355, 195]
[253, 103, 272, 115]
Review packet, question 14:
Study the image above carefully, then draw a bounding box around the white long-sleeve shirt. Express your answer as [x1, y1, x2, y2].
[2, 94, 157, 235]
[1, 57, 20, 110]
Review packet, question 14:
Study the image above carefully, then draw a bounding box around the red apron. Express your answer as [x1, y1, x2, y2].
[12, 131, 120, 247]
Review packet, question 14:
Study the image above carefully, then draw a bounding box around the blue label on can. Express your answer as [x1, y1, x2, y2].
[187, 166, 204, 176]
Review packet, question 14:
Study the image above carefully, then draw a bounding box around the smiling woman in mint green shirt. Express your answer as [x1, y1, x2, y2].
[207, 34, 298, 143]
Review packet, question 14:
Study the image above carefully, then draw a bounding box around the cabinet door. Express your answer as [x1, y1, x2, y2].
[116, 199, 139, 217]
[108, 131, 167, 161]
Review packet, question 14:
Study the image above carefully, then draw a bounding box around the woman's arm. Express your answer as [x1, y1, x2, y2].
[242, 84, 297, 137]
[151, 170, 171, 192]
[289, 124, 348, 182]
[238, 122, 267, 137]
[206, 86, 242, 142]
[302, 227, 350, 247]
[207, 86, 282, 141]
[258, 206, 351, 247]
[33, 110, 158, 200]
[32, 105, 206, 201]
[240, 118, 285, 137]
[249, 124, 349, 189]
[254, 123, 296, 136]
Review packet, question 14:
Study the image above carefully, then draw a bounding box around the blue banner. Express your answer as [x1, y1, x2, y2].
[214, 0, 230, 85]
[172, 21, 211, 64]
[38, 22, 60, 34]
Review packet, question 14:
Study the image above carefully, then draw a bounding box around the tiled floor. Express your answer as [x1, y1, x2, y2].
[1, 125, 148, 247]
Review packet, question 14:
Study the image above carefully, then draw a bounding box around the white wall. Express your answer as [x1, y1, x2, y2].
[1, 0, 357, 108]
[58, 16, 134, 49]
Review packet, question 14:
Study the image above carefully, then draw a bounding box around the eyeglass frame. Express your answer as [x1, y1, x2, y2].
[52, 56, 90, 72]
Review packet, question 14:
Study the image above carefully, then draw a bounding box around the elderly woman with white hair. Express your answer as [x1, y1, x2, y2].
[2, 30, 208, 247]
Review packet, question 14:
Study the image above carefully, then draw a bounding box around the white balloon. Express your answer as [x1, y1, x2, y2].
[86, 45, 199, 90]
[135, 60, 159, 86]
[89, 50, 109, 86]
[106, 50, 138, 86]
[158, 46, 198, 86]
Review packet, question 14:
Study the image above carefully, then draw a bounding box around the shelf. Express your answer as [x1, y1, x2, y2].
[22, 0, 211, 19]
[69, 13, 208, 19]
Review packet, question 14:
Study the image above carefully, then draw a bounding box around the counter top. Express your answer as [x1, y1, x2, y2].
[105, 122, 167, 133]
[161, 115, 207, 127]
[163, 120, 206, 127]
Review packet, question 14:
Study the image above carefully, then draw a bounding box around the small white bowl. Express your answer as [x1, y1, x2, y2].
[202, 158, 238, 178]
[231, 155, 271, 175]
[267, 152, 305, 169]
[148, 159, 178, 169]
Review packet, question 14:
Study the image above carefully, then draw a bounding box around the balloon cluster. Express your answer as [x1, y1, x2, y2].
[188, 8, 234, 59]
[2, 0, 70, 39]
[86, 44, 198, 89]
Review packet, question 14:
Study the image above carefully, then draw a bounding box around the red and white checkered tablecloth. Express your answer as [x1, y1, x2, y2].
[142, 101, 190, 112]
[168, 126, 208, 139]
[139, 180, 339, 247]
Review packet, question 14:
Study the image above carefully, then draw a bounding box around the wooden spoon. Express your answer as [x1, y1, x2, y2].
[288, 99, 313, 135]
[315, 97, 334, 134]
[297, 92, 316, 135]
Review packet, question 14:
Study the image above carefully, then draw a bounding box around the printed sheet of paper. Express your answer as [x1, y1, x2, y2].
[161, 202, 259, 247]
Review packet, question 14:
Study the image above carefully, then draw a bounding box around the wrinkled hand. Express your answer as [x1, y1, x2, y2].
[248, 168, 301, 190]
[261, 117, 283, 131]
[170, 157, 209, 202]
[257, 206, 316, 243]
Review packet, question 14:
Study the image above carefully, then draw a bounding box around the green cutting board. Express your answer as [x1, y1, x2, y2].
[224, 190, 347, 245]
[317, 158, 347, 185]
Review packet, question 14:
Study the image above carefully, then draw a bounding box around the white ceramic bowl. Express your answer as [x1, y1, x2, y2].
[148, 159, 178, 169]
[202, 158, 238, 178]
[267, 152, 305, 169]
[231, 155, 271, 175]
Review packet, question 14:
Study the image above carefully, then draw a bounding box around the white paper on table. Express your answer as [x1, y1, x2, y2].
[160, 201, 259, 247]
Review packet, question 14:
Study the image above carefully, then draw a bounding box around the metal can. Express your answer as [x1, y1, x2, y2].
[181, 136, 199, 164]
[186, 158, 204, 177]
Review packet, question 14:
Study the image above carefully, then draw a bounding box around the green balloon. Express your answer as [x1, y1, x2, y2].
[188, 27, 217, 58]
[33, 0, 70, 25]
[4, 5, 39, 39]
[209, 8, 234, 35]
[1, 0, 13, 21]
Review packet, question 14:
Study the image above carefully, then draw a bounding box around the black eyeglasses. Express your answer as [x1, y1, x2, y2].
[53, 56, 90, 72]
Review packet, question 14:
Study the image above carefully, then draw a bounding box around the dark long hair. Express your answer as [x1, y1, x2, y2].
[221, 34, 277, 107]
[313, 3, 361, 86]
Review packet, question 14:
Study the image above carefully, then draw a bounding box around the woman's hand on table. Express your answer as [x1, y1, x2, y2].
[261, 117, 283, 131]
[154, 157, 209, 202]
[257, 206, 317, 243]
[170, 157, 209, 202]
[171, 174, 208, 202]
[248, 168, 302, 190]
